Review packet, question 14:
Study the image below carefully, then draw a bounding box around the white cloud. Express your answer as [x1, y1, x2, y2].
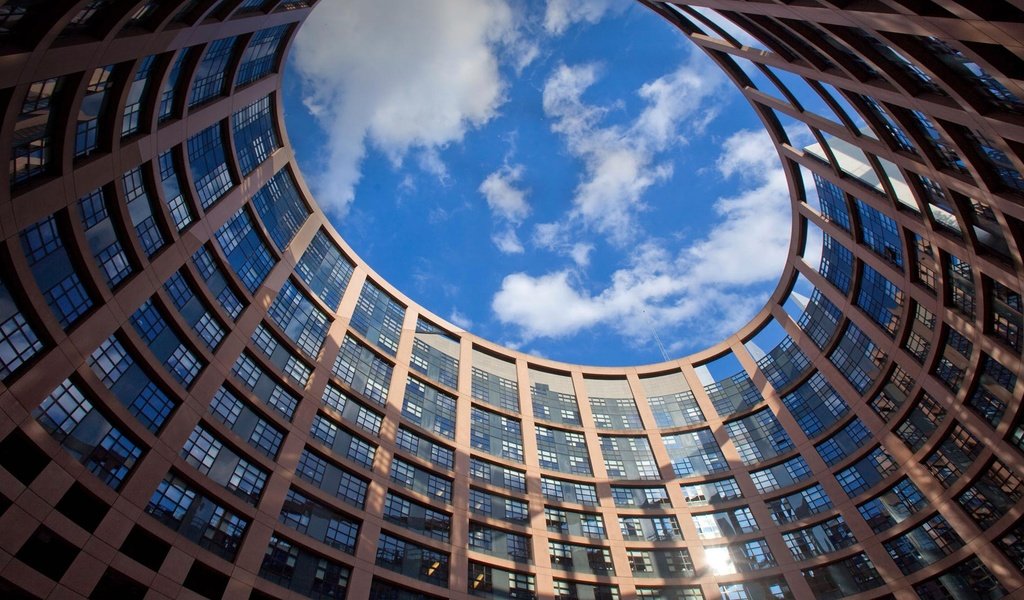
[492, 128, 793, 350]
[480, 164, 530, 223]
[492, 227, 525, 254]
[417, 147, 451, 185]
[492, 270, 605, 338]
[291, 0, 531, 215]
[448, 308, 474, 330]
[543, 0, 623, 35]
[480, 163, 531, 254]
[534, 221, 569, 249]
[540, 53, 725, 245]
[531, 220, 595, 265]
[569, 243, 593, 267]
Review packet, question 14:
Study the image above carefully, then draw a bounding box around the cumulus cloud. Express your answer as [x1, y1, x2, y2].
[480, 163, 531, 254]
[540, 53, 726, 245]
[480, 164, 531, 223]
[291, 0, 533, 215]
[491, 128, 793, 349]
[544, 0, 624, 35]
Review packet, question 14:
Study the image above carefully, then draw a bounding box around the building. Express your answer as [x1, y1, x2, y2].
[0, 0, 1021, 598]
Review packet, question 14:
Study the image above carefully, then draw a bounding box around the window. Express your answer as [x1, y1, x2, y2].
[599, 435, 659, 480]
[799, 289, 842, 349]
[856, 264, 904, 336]
[855, 198, 903, 266]
[268, 280, 330, 357]
[589, 396, 643, 429]
[819, 234, 854, 293]
[187, 124, 233, 209]
[20, 215, 93, 327]
[402, 377, 456, 439]
[725, 409, 794, 465]
[232, 95, 279, 174]
[647, 390, 704, 427]
[157, 150, 194, 231]
[410, 318, 460, 388]
[236, 25, 288, 86]
[158, 49, 189, 121]
[333, 334, 393, 404]
[884, 514, 964, 574]
[350, 281, 404, 355]
[214, 208, 275, 293]
[471, 406, 524, 462]
[122, 167, 165, 256]
[34, 379, 143, 490]
[531, 381, 580, 425]
[835, 446, 898, 497]
[190, 37, 238, 106]
[471, 366, 520, 413]
[0, 278, 43, 378]
[78, 188, 133, 287]
[662, 429, 728, 476]
[123, 55, 156, 137]
[374, 533, 449, 586]
[536, 425, 592, 475]
[251, 169, 309, 251]
[11, 76, 62, 183]
[295, 229, 353, 310]
[74, 66, 113, 158]
[829, 323, 886, 394]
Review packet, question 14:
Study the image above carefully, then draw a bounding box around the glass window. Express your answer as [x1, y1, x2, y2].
[471, 405, 524, 463]
[11, 76, 63, 184]
[214, 207, 276, 293]
[123, 55, 157, 137]
[724, 409, 794, 465]
[295, 229, 353, 310]
[75, 65, 113, 159]
[350, 280, 404, 355]
[236, 25, 288, 86]
[856, 264, 904, 336]
[190, 36, 238, 107]
[148, 472, 249, 561]
[402, 376, 456, 439]
[662, 429, 728, 477]
[536, 425, 592, 475]
[0, 274, 44, 378]
[375, 532, 449, 586]
[410, 318, 460, 389]
[829, 323, 886, 394]
[781, 372, 848, 439]
[251, 169, 309, 251]
[156, 150, 194, 230]
[122, 167, 166, 256]
[267, 279, 329, 357]
[187, 123, 234, 209]
[34, 379, 143, 490]
[333, 334, 393, 405]
[232, 95, 279, 175]
[471, 366, 520, 413]
[21, 215, 94, 327]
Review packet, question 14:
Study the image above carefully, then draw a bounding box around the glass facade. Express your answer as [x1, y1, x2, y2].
[3, 4, 1024, 600]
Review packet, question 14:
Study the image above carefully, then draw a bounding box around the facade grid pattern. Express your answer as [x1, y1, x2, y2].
[0, 2, 1023, 600]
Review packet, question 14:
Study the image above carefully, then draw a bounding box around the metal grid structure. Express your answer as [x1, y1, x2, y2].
[0, 1, 1021, 599]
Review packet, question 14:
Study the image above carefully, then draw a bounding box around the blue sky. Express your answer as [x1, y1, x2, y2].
[282, 0, 795, 366]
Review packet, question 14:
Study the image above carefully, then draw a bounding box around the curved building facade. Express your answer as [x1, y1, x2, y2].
[0, 1, 1022, 599]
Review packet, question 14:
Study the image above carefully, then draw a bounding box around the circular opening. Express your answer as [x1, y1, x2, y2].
[283, 1, 791, 366]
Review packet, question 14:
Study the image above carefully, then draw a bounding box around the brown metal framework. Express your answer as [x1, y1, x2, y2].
[0, 0, 1022, 599]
